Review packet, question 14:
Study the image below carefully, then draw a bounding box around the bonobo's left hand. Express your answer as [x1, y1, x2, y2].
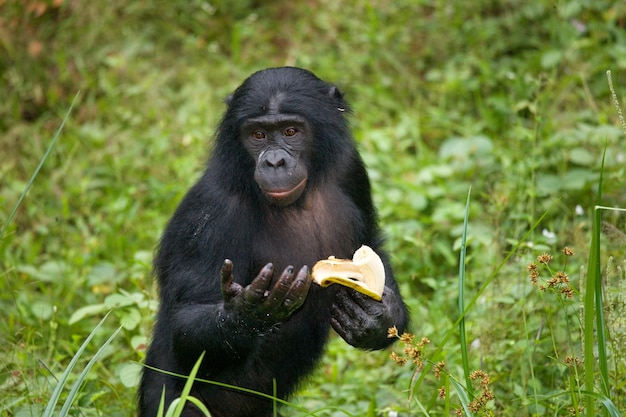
[330, 286, 404, 350]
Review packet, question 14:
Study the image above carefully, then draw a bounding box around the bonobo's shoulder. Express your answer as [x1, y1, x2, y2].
[174, 174, 255, 220]
[163, 182, 247, 248]
[176, 178, 216, 211]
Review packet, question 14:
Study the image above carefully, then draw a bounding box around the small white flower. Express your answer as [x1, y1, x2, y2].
[575, 205, 584, 216]
[542, 228, 556, 243]
[471, 338, 481, 349]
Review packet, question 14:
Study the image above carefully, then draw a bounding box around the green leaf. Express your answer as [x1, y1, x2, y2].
[120, 308, 141, 330]
[69, 303, 107, 324]
[569, 147, 595, 166]
[105, 292, 136, 308]
[119, 362, 143, 388]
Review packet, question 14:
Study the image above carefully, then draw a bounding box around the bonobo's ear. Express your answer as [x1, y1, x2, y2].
[224, 94, 234, 106]
[328, 86, 346, 112]
[328, 85, 343, 100]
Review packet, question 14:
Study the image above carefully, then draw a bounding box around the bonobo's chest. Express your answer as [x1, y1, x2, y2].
[251, 186, 363, 279]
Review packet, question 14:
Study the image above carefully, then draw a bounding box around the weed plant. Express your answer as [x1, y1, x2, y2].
[1, 0, 626, 416]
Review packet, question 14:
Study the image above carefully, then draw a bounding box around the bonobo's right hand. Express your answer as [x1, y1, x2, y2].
[220, 260, 311, 324]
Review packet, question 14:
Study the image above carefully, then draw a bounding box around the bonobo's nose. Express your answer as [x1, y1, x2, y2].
[264, 150, 288, 168]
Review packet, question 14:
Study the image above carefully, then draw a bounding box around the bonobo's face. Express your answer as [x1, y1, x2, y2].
[242, 113, 310, 207]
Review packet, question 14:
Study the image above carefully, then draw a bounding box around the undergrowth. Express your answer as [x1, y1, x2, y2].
[2, 0, 626, 416]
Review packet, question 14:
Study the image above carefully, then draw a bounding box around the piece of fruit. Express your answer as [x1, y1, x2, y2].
[311, 245, 385, 301]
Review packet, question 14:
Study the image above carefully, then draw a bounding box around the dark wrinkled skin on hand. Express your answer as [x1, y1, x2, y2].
[221, 259, 312, 325]
[330, 285, 404, 350]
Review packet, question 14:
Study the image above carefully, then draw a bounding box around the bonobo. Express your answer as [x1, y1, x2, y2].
[138, 67, 409, 417]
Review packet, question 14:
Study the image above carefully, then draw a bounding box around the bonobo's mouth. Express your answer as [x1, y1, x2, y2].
[265, 178, 307, 205]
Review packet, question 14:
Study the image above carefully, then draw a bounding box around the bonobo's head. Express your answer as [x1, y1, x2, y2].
[215, 67, 352, 207]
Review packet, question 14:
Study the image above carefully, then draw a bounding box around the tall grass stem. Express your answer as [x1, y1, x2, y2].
[0, 92, 80, 240]
[458, 187, 472, 393]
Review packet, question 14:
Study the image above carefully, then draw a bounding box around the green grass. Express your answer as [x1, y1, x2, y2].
[43, 313, 122, 417]
[2, 0, 626, 416]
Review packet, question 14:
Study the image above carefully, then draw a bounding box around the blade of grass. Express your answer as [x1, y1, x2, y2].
[58, 325, 122, 416]
[166, 399, 181, 417]
[142, 363, 310, 414]
[585, 68, 626, 416]
[42, 310, 110, 417]
[0, 92, 80, 240]
[582, 391, 622, 417]
[583, 148, 608, 416]
[183, 397, 212, 416]
[273, 378, 278, 417]
[459, 187, 472, 393]
[594, 206, 610, 400]
[171, 351, 206, 416]
[412, 397, 431, 416]
[157, 388, 167, 417]
[521, 308, 540, 412]
[450, 376, 473, 417]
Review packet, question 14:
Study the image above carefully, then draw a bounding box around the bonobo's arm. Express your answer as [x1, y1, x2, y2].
[329, 153, 408, 349]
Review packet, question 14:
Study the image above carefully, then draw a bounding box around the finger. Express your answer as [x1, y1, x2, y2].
[283, 266, 311, 311]
[330, 297, 369, 347]
[347, 289, 380, 313]
[220, 259, 233, 284]
[220, 259, 239, 299]
[264, 266, 296, 309]
[337, 285, 384, 315]
[332, 287, 372, 321]
[331, 292, 358, 322]
[330, 314, 351, 342]
[243, 263, 274, 304]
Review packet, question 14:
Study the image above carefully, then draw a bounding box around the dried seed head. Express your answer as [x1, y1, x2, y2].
[400, 332, 415, 344]
[434, 361, 446, 379]
[562, 246, 575, 256]
[389, 351, 406, 366]
[537, 253, 553, 264]
[555, 271, 569, 283]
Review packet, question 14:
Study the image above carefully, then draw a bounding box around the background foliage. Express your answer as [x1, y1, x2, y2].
[1, 0, 625, 416]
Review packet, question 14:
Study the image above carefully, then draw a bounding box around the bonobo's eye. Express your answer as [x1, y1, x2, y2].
[252, 130, 266, 140]
[284, 127, 298, 137]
